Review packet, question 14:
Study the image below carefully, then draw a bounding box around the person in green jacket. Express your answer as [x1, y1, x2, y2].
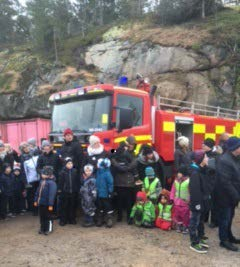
[142, 166, 162, 204]
[128, 191, 155, 228]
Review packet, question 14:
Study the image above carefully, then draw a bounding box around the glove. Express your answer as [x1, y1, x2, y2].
[48, 206, 53, 211]
[34, 202, 38, 207]
[128, 217, 133, 225]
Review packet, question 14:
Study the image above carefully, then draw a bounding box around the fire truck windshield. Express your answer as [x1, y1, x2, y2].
[51, 95, 111, 133]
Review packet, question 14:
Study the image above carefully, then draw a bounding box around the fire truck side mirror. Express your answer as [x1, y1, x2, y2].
[116, 107, 134, 133]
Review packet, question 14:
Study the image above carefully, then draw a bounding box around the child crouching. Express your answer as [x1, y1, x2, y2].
[80, 164, 97, 227]
[96, 158, 114, 228]
[155, 189, 173, 231]
[34, 166, 57, 235]
[128, 191, 155, 227]
[170, 166, 190, 234]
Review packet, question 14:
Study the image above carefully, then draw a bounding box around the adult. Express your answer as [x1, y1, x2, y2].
[202, 138, 218, 228]
[83, 135, 108, 173]
[60, 128, 84, 174]
[27, 138, 41, 156]
[219, 133, 230, 154]
[4, 143, 20, 169]
[23, 144, 40, 216]
[125, 135, 137, 157]
[137, 145, 165, 189]
[111, 141, 138, 222]
[174, 136, 191, 172]
[37, 140, 62, 182]
[216, 137, 240, 252]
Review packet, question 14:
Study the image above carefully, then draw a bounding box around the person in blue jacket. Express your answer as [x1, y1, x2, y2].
[34, 166, 57, 235]
[96, 158, 114, 228]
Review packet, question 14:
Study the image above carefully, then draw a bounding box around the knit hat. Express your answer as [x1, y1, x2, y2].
[3, 163, 11, 172]
[27, 138, 36, 147]
[64, 157, 73, 164]
[177, 136, 189, 147]
[42, 166, 54, 176]
[19, 142, 29, 152]
[136, 191, 147, 202]
[203, 138, 215, 149]
[63, 128, 73, 136]
[89, 135, 100, 146]
[145, 166, 155, 177]
[84, 164, 94, 174]
[192, 150, 205, 164]
[142, 145, 153, 156]
[126, 135, 136, 145]
[42, 140, 51, 148]
[97, 158, 111, 169]
[227, 136, 240, 152]
[177, 165, 189, 176]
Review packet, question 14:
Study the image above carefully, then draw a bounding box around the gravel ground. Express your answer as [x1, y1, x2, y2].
[0, 208, 240, 267]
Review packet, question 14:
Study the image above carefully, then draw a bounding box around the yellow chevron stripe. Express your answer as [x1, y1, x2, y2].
[193, 124, 206, 134]
[163, 121, 175, 132]
[114, 135, 152, 143]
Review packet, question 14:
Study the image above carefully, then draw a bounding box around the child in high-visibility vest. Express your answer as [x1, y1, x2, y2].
[142, 167, 162, 204]
[128, 191, 155, 228]
[155, 189, 173, 231]
[170, 165, 190, 234]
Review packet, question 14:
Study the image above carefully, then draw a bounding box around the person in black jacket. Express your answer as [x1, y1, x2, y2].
[174, 136, 191, 172]
[37, 140, 62, 182]
[58, 157, 79, 226]
[216, 137, 240, 252]
[189, 150, 209, 254]
[13, 165, 26, 214]
[60, 128, 84, 174]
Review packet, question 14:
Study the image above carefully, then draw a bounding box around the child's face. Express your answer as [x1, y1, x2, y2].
[5, 167, 12, 174]
[41, 174, 49, 179]
[14, 170, 20, 176]
[177, 172, 183, 179]
[136, 198, 144, 204]
[84, 168, 92, 178]
[160, 196, 167, 205]
[66, 162, 73, 169]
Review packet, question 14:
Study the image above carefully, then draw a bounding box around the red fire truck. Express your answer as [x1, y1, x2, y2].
[48, 83, 240, 175]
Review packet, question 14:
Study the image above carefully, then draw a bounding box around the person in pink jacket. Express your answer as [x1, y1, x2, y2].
[170, 165, 190, 234]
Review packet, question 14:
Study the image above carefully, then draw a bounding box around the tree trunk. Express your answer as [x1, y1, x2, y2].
[53, 27, 59, 63]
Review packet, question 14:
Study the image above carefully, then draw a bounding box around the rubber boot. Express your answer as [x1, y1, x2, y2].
[105, 212, 113, 228]
[96, 211, 104, 227]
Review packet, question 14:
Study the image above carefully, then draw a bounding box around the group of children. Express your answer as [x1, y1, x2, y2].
[129, 165, 190, 234]
[0, 164, 26, 219]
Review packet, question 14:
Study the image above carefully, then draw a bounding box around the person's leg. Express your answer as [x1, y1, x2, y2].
[96, 198, 104, 227]
[218, 207, 231, 242]
[102, 198, 114, 228]
[39, 206, 45, 233]
[189, 211, 201, 245]
[126, 188, 135, 221]
[116, 187, 124, 221]
[198, 211, 206, 240]
[8, 196, 14, 214]
[228, 206, 236, 241]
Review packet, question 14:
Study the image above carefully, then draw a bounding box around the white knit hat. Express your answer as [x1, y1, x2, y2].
[84, 164, 94, 173]
[177, 136, 189, 147]
[89, 135, 100, 146]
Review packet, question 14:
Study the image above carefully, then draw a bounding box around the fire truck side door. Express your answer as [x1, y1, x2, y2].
[175, 116, 194, 150]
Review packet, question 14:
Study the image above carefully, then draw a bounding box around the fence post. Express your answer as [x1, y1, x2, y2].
[217, 106, 220, 117]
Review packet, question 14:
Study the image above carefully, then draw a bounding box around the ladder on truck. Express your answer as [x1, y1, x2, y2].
[156, 95, 240, 120]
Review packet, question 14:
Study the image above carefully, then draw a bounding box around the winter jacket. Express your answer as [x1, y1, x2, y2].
[0, 173, 15, 196]
[137, 151, 165, 188]
[111, 149, 138, 188]
[60, 139, 84, 171]
[37, 151, 62, 181]
[156, 203, 173, 221]
[130, 201, 156, 226]
[4, 150, 20, 169]
[13, 174, 25, 196]
[80, 176, 97, 216]
[170, 176, 190, 207]
[96, 168, 113, 198]
[23, 156, 40, 184]
[35, 178, 57, 206]
[174, 148, 191, 172]
[83, 145, 108, 173]
[142, 176, 162, 201]
[58, 167, 79, 194]
[216, 151, 240, 207]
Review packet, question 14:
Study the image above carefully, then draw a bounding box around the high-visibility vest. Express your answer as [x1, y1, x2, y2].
[143, 177, 159, 199]
[174, 178, 189, 201]
[157, 203, 172, 221]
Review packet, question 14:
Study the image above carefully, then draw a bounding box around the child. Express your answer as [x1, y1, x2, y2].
[170, 165, 190, 234]
[96, 158, 114, 228]
[34, 166, 57, 235]
[155, 189, 173, 231]
[142, 166, 162, 204]
[189, 150, 209, 254]
[128, 191, 155, 228]
[13, 165, 26, 215]
[80, 164, 97, 227]
[0, 164, 15, 218]
[58, 157, 79, 226]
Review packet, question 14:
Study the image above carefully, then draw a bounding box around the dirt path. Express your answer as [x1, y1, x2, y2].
[0, 209, 240, 267]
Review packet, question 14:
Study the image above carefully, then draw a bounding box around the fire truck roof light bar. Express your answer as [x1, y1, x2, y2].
[157, 95, 240, 120]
